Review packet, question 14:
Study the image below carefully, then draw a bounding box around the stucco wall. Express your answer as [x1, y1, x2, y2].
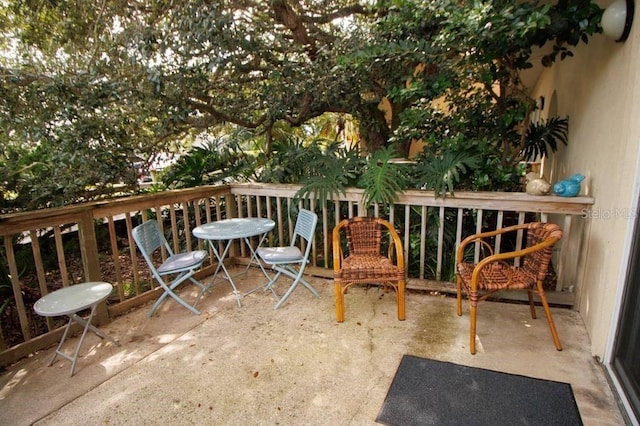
[533, 2, 640, 358]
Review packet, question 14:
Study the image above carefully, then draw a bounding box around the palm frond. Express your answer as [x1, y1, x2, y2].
[295, 156, 354, 206]
[358, 147, 408, 206]
[416, 151, 481, 197]
[522, 116, 569, 161]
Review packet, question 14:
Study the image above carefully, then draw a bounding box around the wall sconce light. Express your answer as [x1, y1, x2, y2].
[601, 0, 635, 42]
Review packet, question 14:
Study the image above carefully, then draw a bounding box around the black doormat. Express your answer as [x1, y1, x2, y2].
[376, 355, 582, 426]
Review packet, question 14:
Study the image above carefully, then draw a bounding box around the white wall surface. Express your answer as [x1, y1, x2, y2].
[542, 1, 640, 358]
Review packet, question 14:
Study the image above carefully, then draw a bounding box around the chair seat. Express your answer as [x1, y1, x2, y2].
[255, 209, 319, 309]
[257, 246, 303, 263]
[457, 262, 535, 291]
[158, 250, 208, 274]
[335, 255, 404, 282]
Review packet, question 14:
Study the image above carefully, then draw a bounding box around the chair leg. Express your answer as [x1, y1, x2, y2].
[470, 303, 477, 355]
[269, 265, 319, 309]
[527, 290, 537, 319]
[456, 276, 463, 316]
[189, 276, 209, 291]
[148, 272, 201, 317]
[264, 271, 283, 298]
[537, 282, 563, 351]
[335, 281, 345, 322]
[397, 279, 406, 321]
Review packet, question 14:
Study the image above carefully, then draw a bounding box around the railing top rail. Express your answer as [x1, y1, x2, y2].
[91, 185, 231, 218]
[229, 183, 594, 215]
[0, 182, 594, 237]
[0, 185, 233, 236]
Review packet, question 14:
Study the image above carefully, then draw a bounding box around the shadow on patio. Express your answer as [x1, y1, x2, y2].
[0, 268, 625, 425]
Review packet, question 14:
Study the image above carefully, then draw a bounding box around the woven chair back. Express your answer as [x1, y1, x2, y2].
[521, 222, 563, 281]
[344, 217, 383, 257]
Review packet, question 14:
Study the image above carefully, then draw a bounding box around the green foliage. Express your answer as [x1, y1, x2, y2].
[521, 117, 569, 162]
[0, 2, 385, 211]
[380, 0, 600, 195]
[413, 151, 482, 197]
[0, 259, 12, 316]
[289, 141, 363, 206]
[257, 136, 330, 185]
[162, 134, 256, 189]
[358, 147, 408, 206]
[0, 0, 603, 210]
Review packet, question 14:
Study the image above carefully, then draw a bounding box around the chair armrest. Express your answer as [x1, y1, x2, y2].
[467, 235, 560, 291]
[382, 221, 405, 270]
[333, 219, 347, 273]
[455, 223, 533, 264]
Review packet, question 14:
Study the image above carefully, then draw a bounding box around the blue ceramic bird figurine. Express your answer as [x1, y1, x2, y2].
[553, 174, 585, 197]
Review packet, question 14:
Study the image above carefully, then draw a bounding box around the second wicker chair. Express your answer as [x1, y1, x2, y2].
[456, 222, 564, 354]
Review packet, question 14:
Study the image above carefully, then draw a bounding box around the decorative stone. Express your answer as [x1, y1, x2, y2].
[553, 174, 585, 197]
[525, 172, 551, 196]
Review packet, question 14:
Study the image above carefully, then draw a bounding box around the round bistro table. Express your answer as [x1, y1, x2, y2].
[193, 218, 275, 306]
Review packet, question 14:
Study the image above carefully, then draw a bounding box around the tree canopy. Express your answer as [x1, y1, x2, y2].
[0, 0, 602, 212]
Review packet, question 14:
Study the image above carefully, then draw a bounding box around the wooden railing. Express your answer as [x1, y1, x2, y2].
[0, 183, 594, 365]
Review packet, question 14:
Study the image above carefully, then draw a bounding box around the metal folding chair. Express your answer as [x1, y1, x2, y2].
[132, 220, 209, 317]
[256, 209, 320, 309]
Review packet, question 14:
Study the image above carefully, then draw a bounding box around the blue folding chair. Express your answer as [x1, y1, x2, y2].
[256, 209, 320, 309]
[132, 220, 209, 317]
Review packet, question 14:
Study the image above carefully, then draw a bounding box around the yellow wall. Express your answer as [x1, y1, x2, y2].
[532, 1, 640, 358]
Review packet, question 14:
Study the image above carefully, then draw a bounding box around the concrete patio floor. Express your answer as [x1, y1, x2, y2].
[0, 268, 626, 425]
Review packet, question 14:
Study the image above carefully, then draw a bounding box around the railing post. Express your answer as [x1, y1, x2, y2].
[78, 209, 109, 324]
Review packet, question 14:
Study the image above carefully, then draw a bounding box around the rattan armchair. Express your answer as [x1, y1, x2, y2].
[333, 217, 406, 322]
[456, 222, 563, 354]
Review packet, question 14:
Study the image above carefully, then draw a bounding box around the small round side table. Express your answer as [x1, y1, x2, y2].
[34, 282, 120, 376]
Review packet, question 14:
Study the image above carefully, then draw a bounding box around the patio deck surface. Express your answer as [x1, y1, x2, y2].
[0, 268, 626, 425]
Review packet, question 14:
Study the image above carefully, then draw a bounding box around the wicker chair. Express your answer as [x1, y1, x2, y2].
[333, 217, 406, 322]
[456, 222, 563, 354]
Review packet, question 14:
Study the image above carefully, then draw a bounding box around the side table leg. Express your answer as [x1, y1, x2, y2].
[50, 304, 121, 377]
[49, 316, 75, 367]
[67, 304, 99, 376]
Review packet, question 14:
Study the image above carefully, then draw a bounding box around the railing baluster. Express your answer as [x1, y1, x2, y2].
[322, 204, 329, 269]
[169, 206, 178, 254]
[29, 230, 47, 294]
[515, 212, 526, 267]
[183, 202, 192, 252]
[29, 230, 53, 331]
[53, 226, 70, 288]
[456, 208, 464, 253]
[474, 209, 484, 263]
[107, 216, 125, 302]
[125, 212, 141, 296]
[495, 210, 504, 254]
[557, 214, 574, 291]
[437, 206, 445, 281]
[404, 205, 411, 272]
[5, 236, 31, 341]
[420, 206, 428, 280]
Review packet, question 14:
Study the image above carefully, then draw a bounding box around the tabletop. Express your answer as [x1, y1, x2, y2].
[193, 218, 275, 240]
[34, 282, 113, 317]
